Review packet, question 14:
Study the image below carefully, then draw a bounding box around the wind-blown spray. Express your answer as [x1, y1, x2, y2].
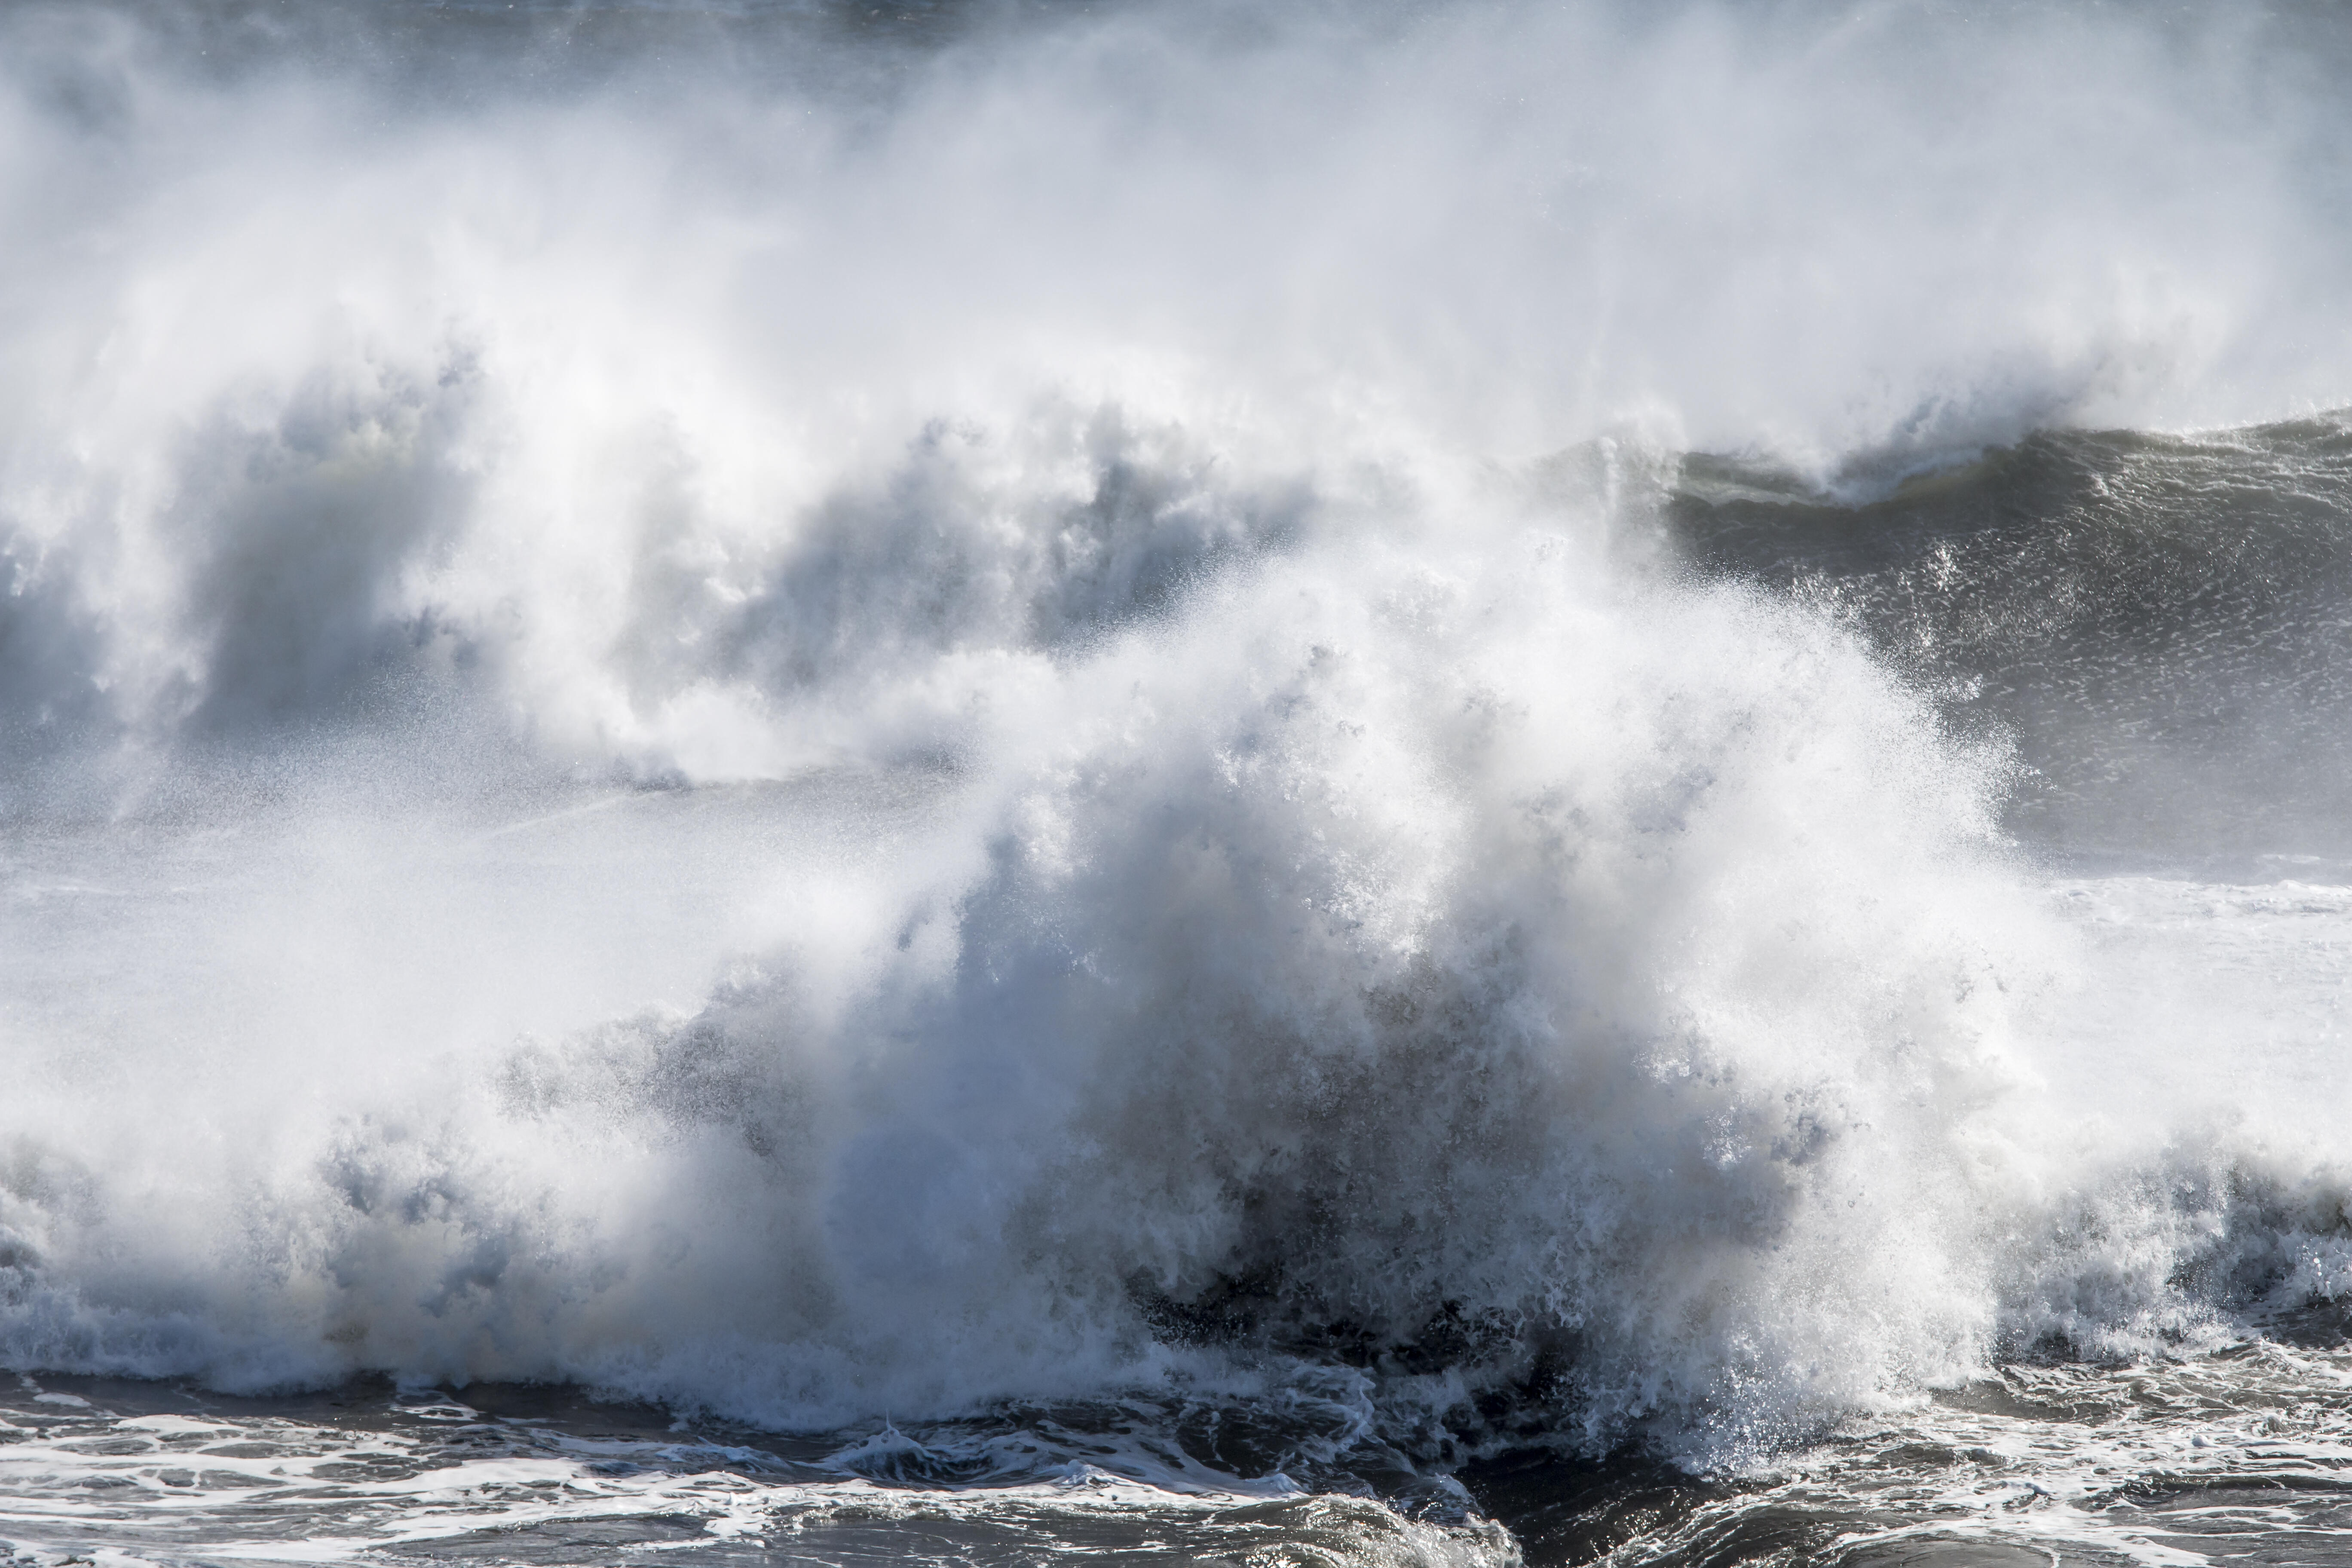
[2, 3, 2351, 1562]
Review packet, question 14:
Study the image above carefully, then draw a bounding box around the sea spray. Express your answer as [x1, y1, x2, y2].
[3, 6, 2352, 1563]
[0, 514, 2147, 1448]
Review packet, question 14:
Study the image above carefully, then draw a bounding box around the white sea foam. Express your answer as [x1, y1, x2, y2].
[0, 1378, 1517, 1567]
[0, 0, 2348, 1474]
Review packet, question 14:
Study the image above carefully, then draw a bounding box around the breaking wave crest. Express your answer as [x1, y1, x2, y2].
[0, 0, 2349, 1485]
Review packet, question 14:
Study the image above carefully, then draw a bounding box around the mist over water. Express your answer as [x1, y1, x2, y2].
[4, 1, 2352, 1562]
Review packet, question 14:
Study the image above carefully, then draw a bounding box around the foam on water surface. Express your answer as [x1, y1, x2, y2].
[3, 0, 2351, 1562]
[0, 1377, 1516, 1567]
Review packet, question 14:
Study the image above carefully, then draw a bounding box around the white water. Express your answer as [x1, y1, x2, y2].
[0, 1375, 1523, 1567]
[1, 0, 2350, 1505]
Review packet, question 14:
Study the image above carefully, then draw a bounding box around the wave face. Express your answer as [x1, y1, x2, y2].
[3, 0, 2352, 1561]
[1673, 418, 2352, 865]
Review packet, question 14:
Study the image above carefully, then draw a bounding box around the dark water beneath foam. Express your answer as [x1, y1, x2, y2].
[9, 1342, 2352, 1566]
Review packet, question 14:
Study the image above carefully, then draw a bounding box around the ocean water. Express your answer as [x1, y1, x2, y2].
[2, 1, 2350, 1563]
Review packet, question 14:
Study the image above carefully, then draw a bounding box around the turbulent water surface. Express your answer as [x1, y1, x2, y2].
[3, 0, 2351, 1563]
